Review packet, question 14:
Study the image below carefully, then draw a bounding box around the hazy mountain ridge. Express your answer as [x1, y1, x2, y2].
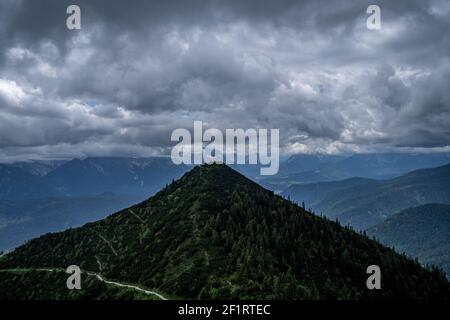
[0, 157, 191, 199]
[8, 160, 67, 177]
[42, 157, 191, 197]
[282, 163, 450, 229]
[0, 165, 57, 200]
[0, 164, 448, 300]
[262, 153, 450, 190]
[0, 194, 146, 251]
[368, 204, 450, 279]
[0, 157, 191, 251]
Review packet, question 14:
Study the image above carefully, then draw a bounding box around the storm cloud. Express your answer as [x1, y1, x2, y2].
[0, 0, 449, 161]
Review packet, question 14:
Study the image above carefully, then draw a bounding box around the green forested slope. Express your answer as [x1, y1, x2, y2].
[369, 204, 450, 279]
[0, 269, 157, 300]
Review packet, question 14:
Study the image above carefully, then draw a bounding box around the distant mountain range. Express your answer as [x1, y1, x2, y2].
[0, 165, 55, 200]
[0, 164, 448, 299]
[0, 194, 145, 251]
[368, 204, 450, 280]
[260, 153, 450, 191]
[43, 157, 191, 197]
[0, 157, 191, 251]
[0, 157, 190, 200]
[282, 163, 450, 229]
[7, 160, 67, 177]
[2, 153, 449, 198]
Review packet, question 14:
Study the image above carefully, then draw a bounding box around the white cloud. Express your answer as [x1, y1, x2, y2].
[0, 78, 27, 106]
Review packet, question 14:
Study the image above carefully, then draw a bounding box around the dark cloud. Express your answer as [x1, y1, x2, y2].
[0, 0, 449, 161]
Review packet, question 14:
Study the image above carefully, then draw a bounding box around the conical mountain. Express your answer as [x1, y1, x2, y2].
[0, 164, 448, 299]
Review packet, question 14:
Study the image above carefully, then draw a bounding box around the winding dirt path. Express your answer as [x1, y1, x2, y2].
[0, 268, 168, 300]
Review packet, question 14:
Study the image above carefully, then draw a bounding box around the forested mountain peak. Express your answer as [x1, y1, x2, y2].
[0, 164, 448, 299]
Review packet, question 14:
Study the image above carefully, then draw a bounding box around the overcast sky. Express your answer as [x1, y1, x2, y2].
[0, 0, 449, 162]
